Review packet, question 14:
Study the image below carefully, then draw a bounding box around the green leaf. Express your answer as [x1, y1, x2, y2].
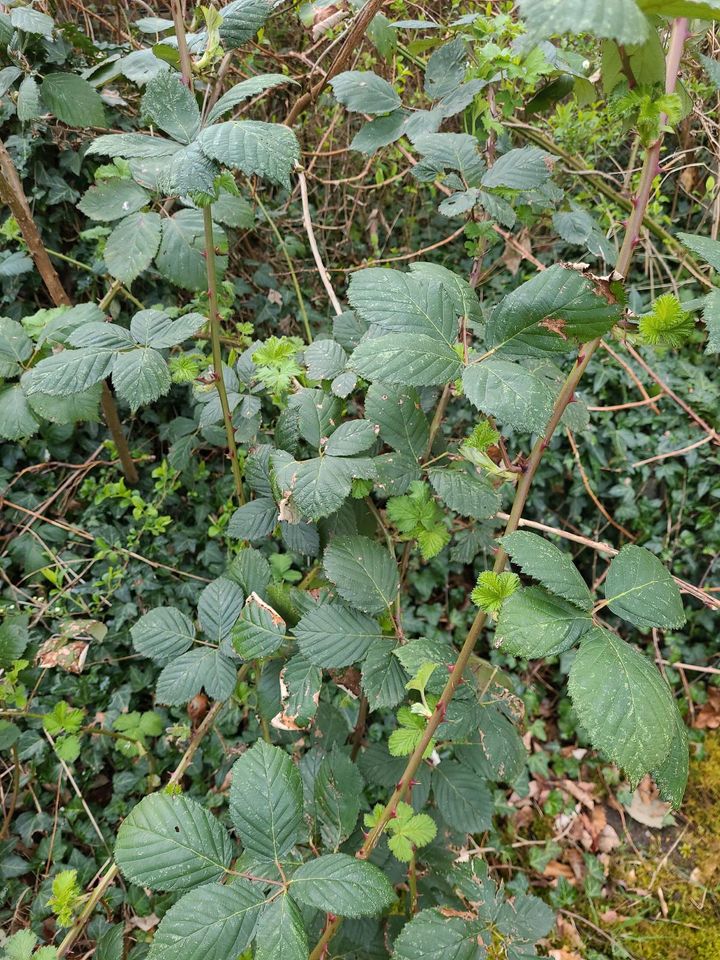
[330, 71, 401, 115]
[428, 466, 500, 520]
[294, 601, 382, 668]
[651, 710, 689, 808]
[569, 627, 680, 785]
[156, 140, 219, 197]
[325, 420, 377, 456]
[393, 909, 479, 960]
[496, 891, 555, 942]
[230, 740, 302, 862]
[104, 211, 162, 284]
[457, 706, 527, 783]
[156, 647, 237, 704]
[24, 348, 116, 396]
[412, 133, 484, 185]
[141, 71, 200, 144]
[495, 586, 593, 658]
[283, 654, 321, 727]
[484, 265, 620, 357]
[228, 498, 278, 541]
[289, 853, 395, 917]
[324, 535, 399, 615]
[432, 761, 493, 833]
[77, 179, 149, 221]
[273, 454, 376, 521]
[361, 638, 407, 709]
[0, 615, 29, 668]
[254, 895, 309, 960]
[471, 571, 520, 614]
[86, 133, 180, 160]
[482, 146, 553, 190]
[315, 747, 363, 847]
[348, 269, 458, 344]
[365, 382, 429, 460]
[424, 37, 467, 99]
[131, 606, 195, 665]
[517, 0, 649, 45]
[231, 593, 286, 659]
[702, 288, 720, 354]
[207, 74, 298, 124]
[41, 73, 106, 127]
[197, 576, 244, 644]
[148, 881, 265, 960]
[199, 120, 300, 188]
[409, 261, 483, 324]
[604, 545, 685, 629]
[0, 384, 38, 441]
[115, 793, 232, 891]
[351, 334, 462, 386]
[304, 338, 348, 381]
[26, 383, 102, 426]
[111, 348, 170, 411]
[155, 209, 224, 291]
[0, 318, 32, 377]
[463, 359, 555, 433]
[130, 309, 206, 347]
[11, 7, 54, 36]
[16, 76, 43, 122]
[639, 0, 720, 19]
[500, 531, 592, 610]
[219, 0, 273, 48]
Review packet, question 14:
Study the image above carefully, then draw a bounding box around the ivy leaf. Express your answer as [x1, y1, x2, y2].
[199, 120, 300, 188]
[289, 853, 395, 917]
[229, 740, 303, 862]
[350, 334, 463, 386]
[429, 466, 500, 520]
[315, 747, 363, 848]
[324, 535, 399, 615]
[484, 265, 620, 357]
[463, 359, 555, 433]
[603, 545, 685, 629]
[111, 348, 170, 411]
[432, 761, 493, 833]
[495, 586, 593, 658]
[114, 793, 232, 891]
[254, 895, 308, 960]
[294, 601, 382, 668]
[500, 531, 593, 610]
[231, 593, 286, 659]
[568, 627, 680, 785]
[104, 211, 162, 284]
[348, 269, 458, 344]
[156, 647, 237, 704]
[148, 881, 265, 960]
[131, 607, 195, 665]
[331, 70, 401, 114]
[41, 73, 107, 127]
[365, 383, 429, 460]
[77, 179, 150, 222]
[141, 71, 200, 144]
[206, 73, 298, 124]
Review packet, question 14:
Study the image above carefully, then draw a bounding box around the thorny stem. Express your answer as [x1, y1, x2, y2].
[0, 140, 138, 485]
[307, 18, 690, 959]
[203, 206, 246, 505]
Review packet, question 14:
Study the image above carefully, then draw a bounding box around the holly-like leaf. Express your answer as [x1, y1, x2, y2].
[115, 793, 232, 891]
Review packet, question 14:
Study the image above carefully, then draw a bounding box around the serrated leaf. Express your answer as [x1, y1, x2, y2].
[517, 0, 650, 45]
[207, 74, 298, 124]
[77, 179, 149, 221]
[289, 854, 394, 917]
[304, 338, 348, 381]
[456, 705, 527, 783]
[231, 593, 286, 659]
[130, 309, 206, 347]
[115, 793, 232, 891]
[500, 531, 592, 609]
[361, 638, 407, 709]
[351, 334, 462, 386]
[495, 586, 593, 658]
[0, 318, 32, 377]
[0, 384, 38, 441]
[131, 607, 195, 665]
[702, 288, 720, 354]
[24, 348, 116, 396]
[485, 265, 620, 357]
[330, 70, 401, 115]
[104, 211, 162, 284]
[199, 120, 300, 188]
[315, 748, 363, 847]
[463, 359, 555, 433]
[255, 895, 308, 960]
[651, 710, 689, 808]
[111, 347, 170, 410]
[409, 261, 482, 324]
[274, 454, 376, 520]
[432, 761, 493, 833]
[11, 7, 54, 36]
[604, 545, 685, 629]
[86, 133, 181, 160]
[25, 383, 102, 426]
[17, 76, 43, 122]
[148, 881, 264, 960]
[282, 654, 321, 727]
[347, 269, 458, 344]
[496, 891, 555, 943]
[412, 132, 484, 184]
[325, 420, 377, 456]
[324, 535, 399, 614]
[481, 146, 553, 190]
[230, 740, 302, 861]
[429, 466, 500, 520]
[425, 37, 467, 99]
[393, 909, 479, 960]
[141, 71, 200, 144]
[219, 0, 273, 47]
[198, 576, 244, 643]
[41, 73, 106, 127]
[228, 497, 278, 541]
[294, 602, 382, 668]
[156, 140, 219, 197]
[155, 209, 224, 291]
[568, 627, 680, 785]
[156, 647, 237, 704]
[365, 383, 429, 460]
